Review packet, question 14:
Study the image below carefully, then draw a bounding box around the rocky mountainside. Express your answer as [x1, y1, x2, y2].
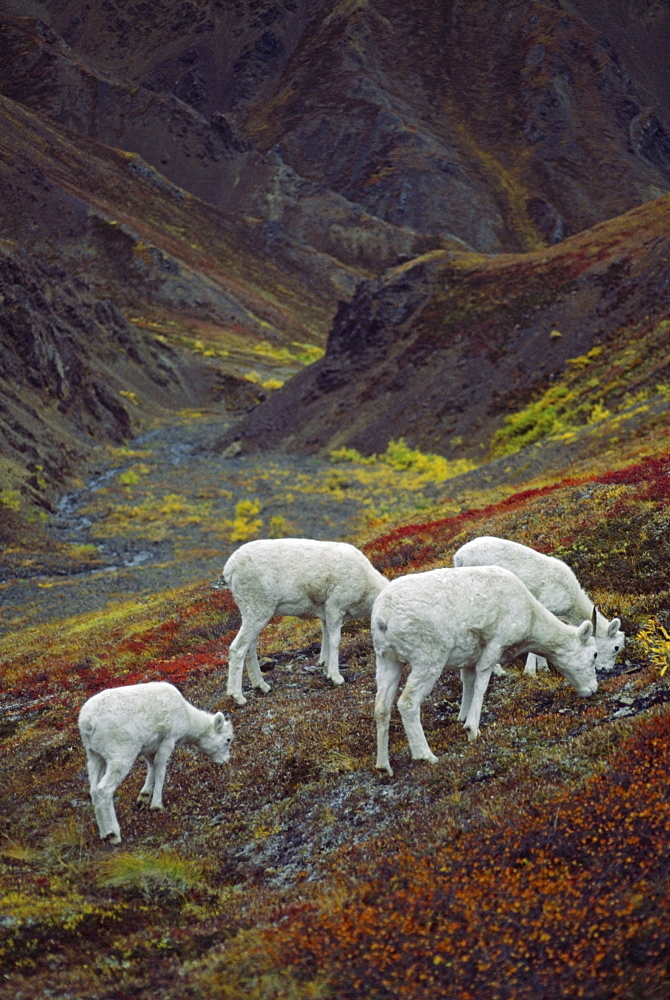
[226, 191, 670, 462]
[8, 0, 670, 254]
[0, 243, 243, 516]
[2, 0, 670, 509]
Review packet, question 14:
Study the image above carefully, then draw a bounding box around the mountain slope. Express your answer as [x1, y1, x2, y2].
[224, 191, 670, 463]
[5, 0, 670, 257]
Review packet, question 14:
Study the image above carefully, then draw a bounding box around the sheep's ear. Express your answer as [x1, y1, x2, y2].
[578, 620, 593, 644]
[607, 617, 622, 638]
[213, 712, 227, 733]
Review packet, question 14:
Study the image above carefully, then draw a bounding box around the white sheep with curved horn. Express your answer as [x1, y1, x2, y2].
[453, 536, 624, 675]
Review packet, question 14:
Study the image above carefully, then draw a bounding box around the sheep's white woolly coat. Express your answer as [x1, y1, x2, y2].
[453, 535, 624, 673]
[372, 566, 598, 775]
[222, 538, 388, 704]
[79, 681, 233, 844]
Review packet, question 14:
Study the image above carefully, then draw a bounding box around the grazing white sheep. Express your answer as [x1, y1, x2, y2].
[78, 681, 233, 844]
[221, 538, 388, 705]
[372, 566, 598, 775]
[453, 535, 624, 675]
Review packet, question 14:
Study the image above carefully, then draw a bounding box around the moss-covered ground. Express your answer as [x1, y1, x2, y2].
[0, 410, 668, 999]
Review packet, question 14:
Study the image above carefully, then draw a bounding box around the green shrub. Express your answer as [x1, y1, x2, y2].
[96, 851, 203, 903]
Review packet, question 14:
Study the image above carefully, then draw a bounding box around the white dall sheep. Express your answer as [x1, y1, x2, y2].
[453, 535, 624, 675]
[221, 538, 388, 705]
[78, 681, 233, 844]
[373, 566, 598, 775]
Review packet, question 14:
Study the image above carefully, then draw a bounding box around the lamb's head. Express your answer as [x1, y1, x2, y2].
[198, 712, 234, 764]
[593, 613, 625, 671]
[552, 620, 599, 697]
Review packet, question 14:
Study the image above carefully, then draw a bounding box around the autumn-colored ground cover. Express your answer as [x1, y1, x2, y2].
[197, 710, 670, 1000]
[0, 446, 668, 1000]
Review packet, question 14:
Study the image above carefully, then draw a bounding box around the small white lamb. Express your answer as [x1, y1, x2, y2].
[453, 535, 624, 675]
[221, 538, 388, 705]
[78, 681, 233, 844]
[372, 566, 598, 775]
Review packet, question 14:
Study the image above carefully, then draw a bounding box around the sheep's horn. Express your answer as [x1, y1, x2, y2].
[592, 605, 597, 636]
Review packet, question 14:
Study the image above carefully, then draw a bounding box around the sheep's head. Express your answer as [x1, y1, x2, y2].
[199, 712, 234, 764]
[594, 616, 625, 671]
[554, 620, 599, 697]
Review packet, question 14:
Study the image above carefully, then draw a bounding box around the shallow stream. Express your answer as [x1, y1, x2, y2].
[0, 415, 366, 635]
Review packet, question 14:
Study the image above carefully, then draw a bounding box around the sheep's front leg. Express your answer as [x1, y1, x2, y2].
[323, 606, 345, 686]
[149, 739, 176, 811]
[461, 646, 500, 742]
[374, 650, 403, 776]
[137, 753, 155, 806]
[459, 667, 476, 723]
[397, 659, 442, 765]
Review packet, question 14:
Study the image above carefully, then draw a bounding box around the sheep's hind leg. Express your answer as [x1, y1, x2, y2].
[318, 620, 329, 669]
[94, 757, 135, 844]
[397, 660, 442, 765]
[374, 650, 403, 776]
[227, 611, 271, 705]
[85, 749, 107, 837]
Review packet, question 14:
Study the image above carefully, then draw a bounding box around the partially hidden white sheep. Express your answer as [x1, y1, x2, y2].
[221, 538, 388, 705]
[373, 566, 598, 775]
[453, 535, 624, 675]
[78, 681, 233, 844]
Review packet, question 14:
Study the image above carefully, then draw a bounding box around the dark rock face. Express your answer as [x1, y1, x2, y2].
[226, 194, 670, 459]
[1, 0, 670, 505]
[3, 0, 670, 256]
[0, 246, 212, 505]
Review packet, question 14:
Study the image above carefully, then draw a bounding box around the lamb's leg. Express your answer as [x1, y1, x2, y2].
[246, 640, 272, 694]
[323, 605, 345, 686]
[524, 652, 548, 675]
[374, 650, 403, 776]
[137, 753, 155, 806]
[148, 739, 176, 811]
[94, 756, 135, 844]
[462, 646, 500, 742]
[227, 611, 272, 705]
[85, 749, 106, 835]
[397, 659, 442, 764]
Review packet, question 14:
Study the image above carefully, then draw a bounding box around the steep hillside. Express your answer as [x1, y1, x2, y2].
[226, 191, 670, 463]
[3, 0, 670, 257]
[3, 0, 670, 520]
[0, 446, 668, 999]
[0, 243, 242, 515]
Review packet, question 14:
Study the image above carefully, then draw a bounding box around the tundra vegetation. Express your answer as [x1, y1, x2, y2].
[0, 428, 669, 1000]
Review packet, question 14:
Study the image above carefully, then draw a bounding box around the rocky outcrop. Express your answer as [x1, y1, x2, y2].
[0, 245, 219, 507]
[223, 193, 670, 459]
